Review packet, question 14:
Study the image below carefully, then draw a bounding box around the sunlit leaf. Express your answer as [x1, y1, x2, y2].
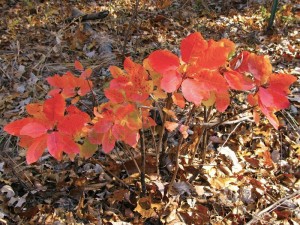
[248, 54, 272, 85]
[224, 70, 254, 91]
[180, 32, 207, 63]
[160, 70, 182, 93]
[181, 79, 209, 106]
[148, 50, 180, 74]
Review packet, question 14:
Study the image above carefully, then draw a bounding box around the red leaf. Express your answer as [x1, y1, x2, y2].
[199, 39, 234, 69]
[247, 94, 258, 106]
[160, 70, 182, 93]
[46, 74, 64, 87]
[180, 32, 207, 63]
[104, 88, 125, 103]
[67, 105, 90, 121]
[124, 131, 139, 147]
[260, 105, 279, 129]
[74, 60, 84, 71]
[186, 38, 235, 73]
[112, 124, 139, 147]
[102, 131, 115, 153]
[20, 122, 47, 138]
[181, 79, 209, 106]
[224, 70, 254, 91]
[43, 94, 66, 122]
[26, 135, 47, 164]
[60, 135, 80, 155]
[148, 50, 180, 74]
[58, 114, 88, 135]
[230, 51, 250, 72]
[259, 87, 290, 110]
[47, 132, 64, 160]
[4, 118, 34, 136]
[268, 73, 297, 95]
[94, 119, 113, 133]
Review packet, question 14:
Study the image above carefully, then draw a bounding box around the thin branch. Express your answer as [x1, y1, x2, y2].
[210, 105, 256, 129]
[92, 159, 130, 189]
[139, 129, 146, 196]
[168, 105, 196, 193]
[201, 116, 253, 126]
[122, 0, 140, 59]
[246, 190, 300, 225]
[158, 93, 172, 155]
[124, 144, 141, 174]
[220, 122, 242, 149]
[139, 107, 146, 196]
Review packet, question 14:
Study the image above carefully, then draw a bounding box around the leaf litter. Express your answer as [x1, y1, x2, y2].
[0, 0, 299, 224]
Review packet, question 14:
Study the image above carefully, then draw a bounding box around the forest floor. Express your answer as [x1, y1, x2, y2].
[0, 0, 299, 224]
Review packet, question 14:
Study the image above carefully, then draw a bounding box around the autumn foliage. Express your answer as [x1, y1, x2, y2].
[4, 32, 296, 164]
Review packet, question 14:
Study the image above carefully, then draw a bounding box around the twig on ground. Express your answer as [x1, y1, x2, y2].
[201, 116, 253, 126]
[246, 190, 300, 225]
[91, 158, 130, 189]
[65, 10, 109, 23]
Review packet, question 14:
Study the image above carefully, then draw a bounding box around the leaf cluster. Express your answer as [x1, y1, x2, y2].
[4, 32, 296, 164]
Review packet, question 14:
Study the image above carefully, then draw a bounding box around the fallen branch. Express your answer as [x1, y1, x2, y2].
[201, 116, 253, 126]
[65, 9, 109, 23]
[246, 190, 300, 225]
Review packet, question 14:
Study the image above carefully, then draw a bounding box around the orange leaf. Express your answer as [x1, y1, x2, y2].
[109, 65, 126, 79]
[74, 60, 84, 71]
[224, 70, 254, 91]
[172, 92, 185, 108]
[215, 91, 230, 112]
[165, 121, 178, 132]
[148, 50, 180, 75]
[80, 68, 92, 79]
[247, 54, 272, 85]
[180, 32, 207, 63]
[104, 88, 125, 103]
